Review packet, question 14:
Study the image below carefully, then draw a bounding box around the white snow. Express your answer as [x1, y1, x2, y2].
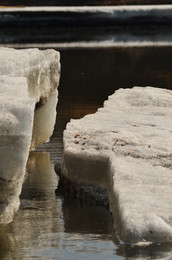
[62, 86, 172, 244]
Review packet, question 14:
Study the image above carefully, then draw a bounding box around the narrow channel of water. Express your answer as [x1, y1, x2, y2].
[1, 46, 172, 259]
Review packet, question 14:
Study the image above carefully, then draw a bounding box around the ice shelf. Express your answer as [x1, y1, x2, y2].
[0, 48, 60, 102]
[0, 76, 34, 223]
[0, 48, 60, 149]
[62, 86, 172, 244]
[0, 47, 60, 223]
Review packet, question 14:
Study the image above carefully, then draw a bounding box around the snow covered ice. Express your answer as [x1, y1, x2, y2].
[62, 86, 172, 244]
[0, 47, 60, 223]
[0, 76, 34, 223]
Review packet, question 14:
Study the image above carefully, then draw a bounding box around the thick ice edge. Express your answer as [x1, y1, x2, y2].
[0, 48, 60, 103]
[0, 47, 60, 149]
[0, 47, 60, 223]
[62, 86, 172, 244]
[1, 5, 172, 12]
[0, 76, 34, 223]
[0, 76, 34, 181]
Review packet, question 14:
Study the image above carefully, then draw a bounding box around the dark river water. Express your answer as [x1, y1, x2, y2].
[1, 46, 172, 259]
[0, 0, 170, 6]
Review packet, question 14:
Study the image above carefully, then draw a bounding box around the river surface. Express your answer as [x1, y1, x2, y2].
[0, 0, 170, 6]
[1, 46, 172, 259]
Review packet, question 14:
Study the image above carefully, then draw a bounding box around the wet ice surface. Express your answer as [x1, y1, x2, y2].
[1, 47, 172, 259]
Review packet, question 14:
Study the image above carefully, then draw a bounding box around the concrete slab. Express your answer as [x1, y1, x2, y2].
[62, 86, 172, 244]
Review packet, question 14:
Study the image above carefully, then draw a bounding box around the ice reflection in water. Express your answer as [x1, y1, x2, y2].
[117, 243, 172, 259]
[0, 152, 117, 260]
[8, 152, 63, 259]
[0, 175, 24, 225]
[0, 226, 18, 260]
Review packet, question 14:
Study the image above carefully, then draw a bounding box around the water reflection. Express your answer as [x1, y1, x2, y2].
[0, 174, 25, 225]
[1, 25, 172, 47]
[7, 152, 63, 259]
[117, 242, 172, 259]
[0, 226, 18, 260]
